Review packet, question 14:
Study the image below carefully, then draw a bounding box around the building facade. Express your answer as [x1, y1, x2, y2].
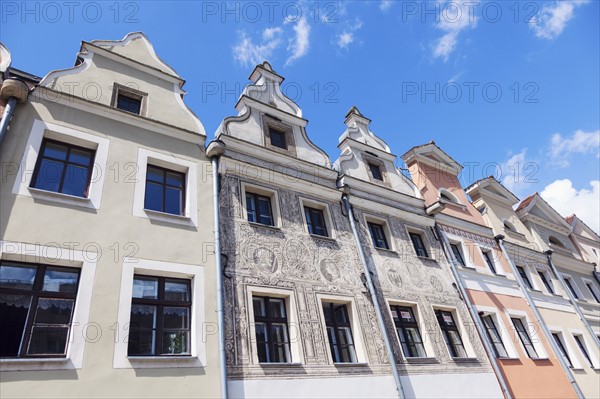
[0, 33, 222, 398]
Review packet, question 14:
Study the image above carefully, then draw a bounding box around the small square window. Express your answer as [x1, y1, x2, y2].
[144, 165, 186, 216]
[368, 163, 383, 181]
[246, 192, 274, 226]
[304, 206, 328, 237]
[269, 127, 287, 150]
[368, 222, 390, 250]
[116, 93, 142, 115]
[409, 232, 429, 258]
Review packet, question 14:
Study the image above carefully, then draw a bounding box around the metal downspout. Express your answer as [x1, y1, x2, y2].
[545, 251, 600, 348]
[341, 194, 405, 399]
[0, 77, 31, 146]
[0, 97, 17, 145]
[434, 224, 513, 399]
[207, 140, 228, 399]
[496, 236, 585, 399]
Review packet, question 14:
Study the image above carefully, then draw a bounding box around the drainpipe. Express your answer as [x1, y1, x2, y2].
[496, 236, 585, 399]
[341, 193, 405, 399]
[206, 139, 228, 399]
[545, 250, 600, 349]
[0, 78, 31, 146]
[434, 224, 513, 399]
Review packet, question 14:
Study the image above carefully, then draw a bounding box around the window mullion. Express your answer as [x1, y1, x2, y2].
[57, 147, 72, 193]
[20, 266, 44, 357]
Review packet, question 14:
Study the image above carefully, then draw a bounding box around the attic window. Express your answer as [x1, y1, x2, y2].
[439, 189, 460, 204]
[549, 236, 564, 248]
[269, 127, 287, 149]
[368, 163, 383, 181]
[112, 83, 146, 116]
[117, 93, 141, 114]
[503, 220, 517, 233]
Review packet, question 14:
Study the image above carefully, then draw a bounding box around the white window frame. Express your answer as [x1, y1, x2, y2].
[406, 226, 434, 260]
[113, 257, 206, 369]
[363, 214, 395, 251]
[561, 274, 585, 301]
[12, 119, 109, 210]
[299, 197, 336, 239]
[386, 299, 435, 360]
[570, 330, 600, 369]
[132, 148, 198, 227]
[477, 245, 506, 276]
[438, 188, 462, 206]
[515, 264, 537, 290]
[506, 309, 548, 359]
[536, 269, 556, 295]
[475, 305, 519, 359]
[317, 294, 367, 364]
[549, 327, 582, 369]
[581, 278, 600, 303]
[431, 304, 477, 359]
[246, 286, 302, 365]
[241, 182, 281, 228]
[448, 240, 473, 268]
[0, 240, 97, 371]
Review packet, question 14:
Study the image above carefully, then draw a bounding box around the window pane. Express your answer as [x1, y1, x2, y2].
[43, 142, 68, 160]
[27, 326, 69, 355]
[269, 298, 286, 319]
[34, 159, 64, 192]
[0, 294, 31, 356]
[166, 172, 183, 188]
[42, 268, 79, 294]
[162, 331, 189, 354]
[253, 297, 266, 318]
[165, 187, 183, 215]
[62, 164, 89, 197]
[255, 323, 268, 362]
[322, 303, 333, 323]
[128, 329, 155, 356]
[269, 128, 286, 149]
[0, 264, 37, 290]
[334, 304, 350, 324]
[258, 197, 273, 226]
[144, 182, 164, 212]
[146, 167, 164, 183]
[68, 148, 93, 166]
[33, 298, 74, 325]
[117, 94, 141, 114]
[163, 307, 189, 330]
[369, 163, 383, 180]
[164, 280, 189, 301]
[130, 304, 157, 329]
[132, 277, 158, 299]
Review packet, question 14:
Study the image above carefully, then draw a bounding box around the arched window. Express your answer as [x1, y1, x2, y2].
[549, 236, 565, 247]
[439, 189, 460, 204]
[503, 220, 517, 233]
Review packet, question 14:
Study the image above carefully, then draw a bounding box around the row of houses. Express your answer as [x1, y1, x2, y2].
[0, 33, 598, 399]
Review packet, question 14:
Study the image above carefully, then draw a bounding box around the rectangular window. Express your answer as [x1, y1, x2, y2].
[269, 127, 287, 149]
[368, 163, 383, 181]
[517, 266, 533, 289]
[390, 305, 426, 358]
[435, 310, 467, 358]
[481, 315, 508, 358]
[539, 271, 554, 294]
[482, 251, 497, 274]
[573, 335, 593, 368]
[585, 283, 600, 303]
[564, 278, 580, 299]
[450, 244, 465, 266]
[116, 93, 142, 114]
[322, 302, 357, 363]
[246, 192, 274, 226]
[368, 222, 389, 250]
[144, 165, 185, 216]
[252, 296, 290, 363]
[511, 318, 539, 359]
[0, 261, 80, 358]
[30, 139, 95, 198]
[128, 275, 191, 356]
[552, 333, 572, 367]
[410, 233, 429, 258]
[304, 206, 328, 237]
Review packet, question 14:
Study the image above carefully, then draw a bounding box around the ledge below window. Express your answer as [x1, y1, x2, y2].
[28, 187, 93, 209]
[452, 357, 480, 364]
[405, 357, 439, 365]
[143, 209, 194, 227]
[0, 357, 73, 371]
[309, 234, 337, 243]
[125, 355, 202, 369]
[248, 221, 282, 231]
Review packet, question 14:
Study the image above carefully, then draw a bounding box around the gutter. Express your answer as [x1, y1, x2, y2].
[206, 139, 228, 399]
[0, 77, 31, 146]
[545, 250, 600, 349]
[434, 224, 513, 399]
[496, 235, 585, 399]
[341, 193, 405, 399]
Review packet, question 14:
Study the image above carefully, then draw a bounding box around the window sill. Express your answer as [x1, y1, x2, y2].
[143, 209, 194, 226]
[416, 255, 437, 262]
[126, 355, 202, 369]
[496, 357, 520, 361]
[405, 356, 439, 364]
[452, 357, 480, 363]
[28, 187, 93, 208]
[309, 234, 337, 242]
[333, 362, 369, 367]
[248, 221, 281, 231]
[374, 247, 397, 254]
[531, 357, 550, 361]
[0, 357, 72, 371]
[258, 362, 303, 367]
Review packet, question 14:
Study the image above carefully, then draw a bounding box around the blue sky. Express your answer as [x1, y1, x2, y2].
[2, 1, 599, 231]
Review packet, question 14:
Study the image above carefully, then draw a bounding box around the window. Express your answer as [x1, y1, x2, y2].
[439, 189, 460, 204]
[539, 271, 554, 294]
[368, 222, 389, 250]
[116, 93, 142, 114]
[573, 335, 593, 368]
[503, 220, 517, 232]
[144, 165, 185, 216]
[268, 127, 287, 150]
[450, 244, 465, 266]
[304, 206, 328, 237]
[517, 266, 533, 289]
[30, 139, 95, 198]
[549, 236, 564, 248]
[481, 315, 508, 358]
[482, 250, 497, 274]
[322, 302, 357, 363]
[0, 261, 80, 358]
[563, 277, 580, 299]
[390, 305, 426, 358]
[552, 333, 572, 367]
[511, 318, 538, 359]
[585, 282, 600, 303]
[409, 232, 429, 258]
[435, 310, 467, 358]
[368, 162, 383, 181]
[128, 275, 191, 356]
[252, 296, 291, 363]
[246, 192, 274, 226]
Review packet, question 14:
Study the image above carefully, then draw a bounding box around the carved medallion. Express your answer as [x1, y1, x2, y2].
[388, 269, 403, 288]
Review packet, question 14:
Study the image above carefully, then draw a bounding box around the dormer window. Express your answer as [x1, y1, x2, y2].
[549, 236, 565, 248]
[368, 163, 383, 181]
[439, 189, 460, 205]
[503, 220, 518, 233]
[269, 127, 287, 150]
[112, 83, 146, 116]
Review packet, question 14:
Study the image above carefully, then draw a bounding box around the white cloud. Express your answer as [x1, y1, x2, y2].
[380, 1, 393, 11]
[335, 18, 363, 50]
[499, 148, 538, 198]
[233, 28, 283, 67]
[541, 179, 600, 234]
[285, 17, 311, 66]
[549, 129, 600, 167]
[529, 0, 589, 40]
[337, 32, 354, 49]
[432, 0, 478, 62]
